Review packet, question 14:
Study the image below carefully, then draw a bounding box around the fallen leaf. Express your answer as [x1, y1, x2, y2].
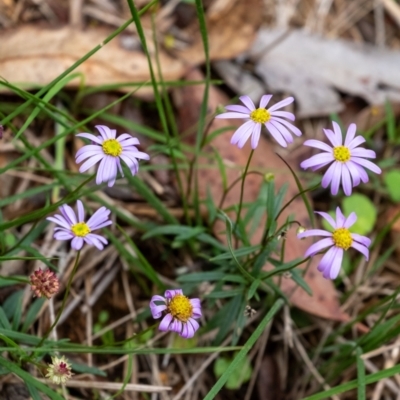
[249, 28, 400, 118]
[0, 0, 262, 96]
[175, 0, 262, 64]
[0, 25, 187, 98]
[174, 69, 352, 323]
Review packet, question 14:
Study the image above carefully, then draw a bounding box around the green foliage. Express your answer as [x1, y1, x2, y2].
[383, 169, 400, 202]
[214, 353, 252, 389]
[342, 194, 377, 235]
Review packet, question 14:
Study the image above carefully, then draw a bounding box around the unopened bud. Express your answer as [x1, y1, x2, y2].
[264, 172, 274, 182]
[215, 104, 226, 115]
[296, 226, 306, 238]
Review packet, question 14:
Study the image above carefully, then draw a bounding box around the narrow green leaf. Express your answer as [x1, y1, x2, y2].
[22, 298, 46, 333]
[210, 245, 261, 261]
[247, 279, 260, 300]
[356, 347, 366, 400]
[303, 363, 400, 400]
[0, 308, 11, 329]
[204, 299, 284, 399]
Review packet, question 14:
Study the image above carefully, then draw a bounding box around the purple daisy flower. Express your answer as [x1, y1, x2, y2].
[150, 289, 201, 339]
[75, 125, 150, 187]
[215, 94, 302, 149]
[298, 207, 371, 279]
[47, 200, 112, 250]
[300, 121, 381, 196]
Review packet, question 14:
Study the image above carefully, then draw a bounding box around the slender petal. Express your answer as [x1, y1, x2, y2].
[348, 136, 366, 149]
[352, 157, 382, 174]
[269, 120, 293, 144]
[345, 162, 361, 186]
[328, 248, 343, 279]
[265, 121, 287, 147]
[159, 314, 173, 331]
[215, 112, 250, 119]
[352, 233, 371, 247]
[54, 231, 74, 240]
[351, 148, 376, 158]
[331, 121, 343, 146]
[47, 216, 70, 230]
[300, 153, 333, 170]
[344, 212, 357, 228]
[323, 129, 340, 147]
[237, 123, 256, 148]
[344, 123, 357, 146]
[268, 96, 294, 112]
[270, 111, 295, 121]
[270, 116, 302, 136]
[317, 247, 337, 274]
[79, 153, 104, 173]
[304, 238, 334, 257]
[335, 207, 346, 227]
[190, 298, 201, 308]
[259, 94, 272, 109]
[239, 95, 256, 111]
[250, 123, 261, 149]
[76, 133, 103, 144]
[71, 237, 84, 250]
[315, 211, 337, 229]
[224, 104, 250, 114]
[341, 164, 352, 196]
[351, 242, 369, 260]
[60, 205, 77, 225]
[77, 200, 85, 222]
[150, 304, 167, 319]
[96, 125, 114, 139]
[302, 139, 333, 152]
[330, 162, 342, 195]
[165, 289, 183, 298]
[297, 229, 332, 239]
[230, 120, 254, 146]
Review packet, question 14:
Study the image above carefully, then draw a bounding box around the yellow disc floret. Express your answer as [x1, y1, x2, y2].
[250, 108, 271, 124]
[333, 146, 351, 162]
[168, 294, 193, 322]
[71, 222, 91, 237]
[102, 139, 122, 157]
[332, 228, 353, 250]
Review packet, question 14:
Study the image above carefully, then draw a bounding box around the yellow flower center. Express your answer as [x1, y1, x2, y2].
[71, 222, 91, 237]
[332, 228, 353, 250]
[168, 294, 193, 322]
[333, 146, 351, 162]
[102, 139, 122, 157]
[250, 108, 271, 124]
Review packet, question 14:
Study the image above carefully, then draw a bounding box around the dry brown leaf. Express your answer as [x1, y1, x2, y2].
[249, 28, 400, 118]
[0, 25, 187, 97]
[174, 69, 352, 323]
[175, 0, 262, 64]
[0, 0, 261, 95]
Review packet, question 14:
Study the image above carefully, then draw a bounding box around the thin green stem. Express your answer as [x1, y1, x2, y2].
[234, 150, 254, 247]
[127, 0, 189, 224]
